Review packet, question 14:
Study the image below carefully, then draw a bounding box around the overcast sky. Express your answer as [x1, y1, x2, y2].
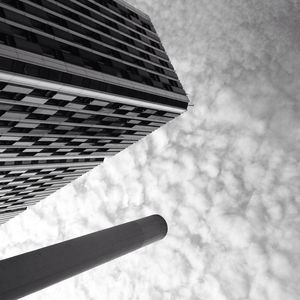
[1, 0, 300, 299]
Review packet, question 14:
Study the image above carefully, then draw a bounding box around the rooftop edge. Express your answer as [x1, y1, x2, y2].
[114, 0, 150, 20]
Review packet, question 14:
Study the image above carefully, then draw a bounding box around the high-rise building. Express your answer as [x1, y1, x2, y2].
[0, 0, 189, 224]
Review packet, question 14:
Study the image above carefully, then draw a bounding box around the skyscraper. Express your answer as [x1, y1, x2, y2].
[0, 0, 189, 224]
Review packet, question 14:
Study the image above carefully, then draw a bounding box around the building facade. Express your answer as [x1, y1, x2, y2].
[0, 0, 189, 224]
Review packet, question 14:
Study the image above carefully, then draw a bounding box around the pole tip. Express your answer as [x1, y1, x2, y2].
[135, 214, 168, 246]
[152, 214, 168, 237]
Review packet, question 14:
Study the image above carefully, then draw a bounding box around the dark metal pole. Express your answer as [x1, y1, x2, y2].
[0, 214, 168, 300]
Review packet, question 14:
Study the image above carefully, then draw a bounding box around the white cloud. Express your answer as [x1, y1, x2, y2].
[0, 0, 300, 299]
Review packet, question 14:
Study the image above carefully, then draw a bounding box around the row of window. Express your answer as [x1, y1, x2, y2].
[0, 133, 132, 147]
[1, 146, 116, 157]
[0, 120, 146, 138]
[0, 18, 181, 92]
[0, 166, 91, 179]
[1, 0, 161, 54]
[0, 82, 176, 119]
[0, 26, 181, 94]
[0, 98, 159, 129]
[0, 4, 169, 66]
[81, 0, 155, 31]
[0, 140, 122, 148]
[58, 0, 159, 42]
[28, 0, 158, 42]
[0, 207, 26, 216]
[0, 163, 91, 211]
[0, 56, 187, 108]
[0, 157, 104, 166]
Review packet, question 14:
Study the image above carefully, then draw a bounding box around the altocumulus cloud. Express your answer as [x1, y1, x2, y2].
[0, 0, 300, 299]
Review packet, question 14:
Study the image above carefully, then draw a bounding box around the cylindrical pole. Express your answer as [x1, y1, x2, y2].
[0, 215, 168, 300]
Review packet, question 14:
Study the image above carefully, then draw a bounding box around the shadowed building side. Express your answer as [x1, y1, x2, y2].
[0, 214, 168, 300]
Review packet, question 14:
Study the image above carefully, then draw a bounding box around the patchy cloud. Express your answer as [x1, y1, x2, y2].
[0, 0, 299, 299]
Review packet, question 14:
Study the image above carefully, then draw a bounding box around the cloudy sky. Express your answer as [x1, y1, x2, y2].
[1, 0, 300, 299]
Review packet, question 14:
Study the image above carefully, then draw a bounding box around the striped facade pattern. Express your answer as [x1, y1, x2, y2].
[0, 0, 189, 224]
